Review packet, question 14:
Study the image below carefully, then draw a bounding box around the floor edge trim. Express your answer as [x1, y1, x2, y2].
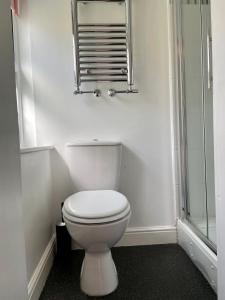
[28, 234, 56, 300]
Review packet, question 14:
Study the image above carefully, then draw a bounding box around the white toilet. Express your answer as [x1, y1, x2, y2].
[62, 141, 131, 297]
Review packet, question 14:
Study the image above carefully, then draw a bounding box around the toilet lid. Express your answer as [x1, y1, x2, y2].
[63, 190, 129, 219]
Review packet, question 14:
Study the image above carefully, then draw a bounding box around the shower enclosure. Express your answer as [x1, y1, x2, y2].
[172, 0, 216, 251]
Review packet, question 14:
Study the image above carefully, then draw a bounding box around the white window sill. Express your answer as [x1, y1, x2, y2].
[20, 146, 54, 154]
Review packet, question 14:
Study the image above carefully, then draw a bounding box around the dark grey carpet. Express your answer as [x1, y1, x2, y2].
[40, 244, 216, 300]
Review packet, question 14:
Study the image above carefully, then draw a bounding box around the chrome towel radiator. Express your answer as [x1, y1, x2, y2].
[71, 0, 138, 97]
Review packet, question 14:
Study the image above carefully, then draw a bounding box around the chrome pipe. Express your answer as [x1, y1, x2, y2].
[74, 89, 101, 97]
[78, 29, 126, 33]
[81, 78, 127, 82]
[80, 73, 127, 76]
[79, 48, 127, 52]
[79, 0, 124, 1]
[80, 66, 127, 70]
[78, 23, 126, 27]
[79, 42, 127, 46]
[125, 0, 133, 87]
[71, 0, 80, 92]
[78, 36, 126, 40]
[108, 88, 138, 96]
[79, 60, 127, 64]
[79, 54, 127, 58]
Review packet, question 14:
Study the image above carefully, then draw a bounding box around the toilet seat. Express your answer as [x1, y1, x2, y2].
[63, 190, 131, 224]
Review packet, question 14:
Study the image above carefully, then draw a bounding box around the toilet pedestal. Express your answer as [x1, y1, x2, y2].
[80, 250, 118, 296]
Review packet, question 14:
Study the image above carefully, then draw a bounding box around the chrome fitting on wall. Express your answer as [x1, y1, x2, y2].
[108, 88, 138, 97]
[93, 89, 101, 97]
[71, 0, 138, 96]
[74, 89, 102, 97]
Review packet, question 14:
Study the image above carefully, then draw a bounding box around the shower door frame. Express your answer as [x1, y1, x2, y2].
[171, 0, 216, 253]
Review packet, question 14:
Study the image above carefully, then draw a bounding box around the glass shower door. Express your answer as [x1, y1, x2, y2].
[201, 1, 216, 245]
[178, 0, 216, 249]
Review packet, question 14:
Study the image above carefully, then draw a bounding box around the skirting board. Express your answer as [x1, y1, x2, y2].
[72, 226, 177, 250]
[28, 234, 56, 300]
[177, 220, 217, 293]
[116, 226, 177, 247]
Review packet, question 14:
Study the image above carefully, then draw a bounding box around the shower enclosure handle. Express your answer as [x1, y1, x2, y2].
[207, 32, 213, 90]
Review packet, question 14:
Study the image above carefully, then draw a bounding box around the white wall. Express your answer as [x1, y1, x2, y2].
[20, 149, 54, 281]
[13, 0, 37, 147]
[0, 2, 28, 300]
[18, 0, 176, 228]
[211, 1, 225, 299]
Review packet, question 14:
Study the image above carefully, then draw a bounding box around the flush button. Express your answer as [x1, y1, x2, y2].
[211, 265, 215, 271]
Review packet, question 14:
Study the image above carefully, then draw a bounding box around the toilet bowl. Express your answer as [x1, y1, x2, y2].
[62, 190, 131, 296]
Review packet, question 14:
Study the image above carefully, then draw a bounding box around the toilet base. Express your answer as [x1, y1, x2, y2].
[80, 250, 118, 296]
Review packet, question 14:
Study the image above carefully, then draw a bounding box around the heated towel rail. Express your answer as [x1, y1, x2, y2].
[71, 0, 138, 97]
